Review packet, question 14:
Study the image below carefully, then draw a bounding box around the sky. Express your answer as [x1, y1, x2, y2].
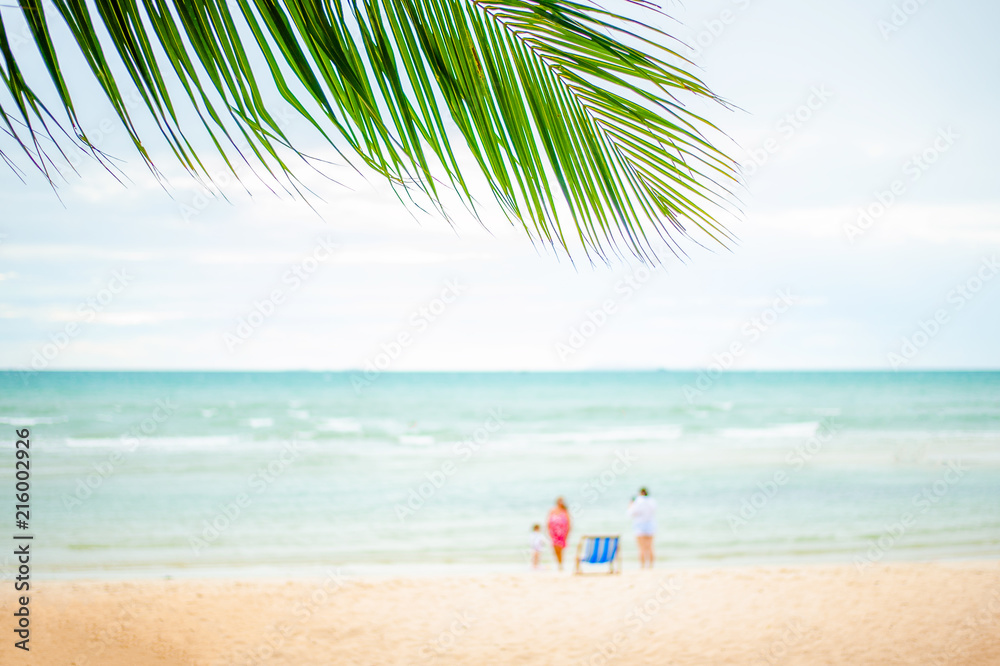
[1, 0, 998, 371]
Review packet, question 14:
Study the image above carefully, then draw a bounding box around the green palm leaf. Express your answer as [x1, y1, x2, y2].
[1, 0, 739, 261]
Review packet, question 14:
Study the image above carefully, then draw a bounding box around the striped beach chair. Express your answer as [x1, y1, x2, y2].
[575, 535, 622, 574]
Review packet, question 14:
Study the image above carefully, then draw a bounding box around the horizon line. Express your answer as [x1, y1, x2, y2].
[3, 368, 1000, 374]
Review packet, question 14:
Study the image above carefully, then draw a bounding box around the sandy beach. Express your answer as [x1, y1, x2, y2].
[9, 561, 999, 665]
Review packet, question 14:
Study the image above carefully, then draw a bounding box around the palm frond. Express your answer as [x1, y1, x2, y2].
[0, 0, 739, 262]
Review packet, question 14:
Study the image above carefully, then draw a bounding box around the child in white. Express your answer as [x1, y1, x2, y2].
[530, 524, 546, 569]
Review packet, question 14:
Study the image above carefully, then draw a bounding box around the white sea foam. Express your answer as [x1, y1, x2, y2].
[721, 422, 820, 439]
[923, 451, 1000, 465]
[521, 425, 682, 445]
[0, 415, 67, 425]
[287, 409, 310, 419]
[317, 417, 363, 433]
[246, 417, 274, 429]
[399, 435, 435, 446]
[64, 436, 238, 449]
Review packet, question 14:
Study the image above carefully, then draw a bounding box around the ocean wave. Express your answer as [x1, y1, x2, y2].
[316, 417, 363, 434]
[520, 425, 683, 445]
[245, 417, 274, 429]
[720, 422, 820, 439]
[398, 435, 435, 446]
[288, 409, 310, 419]
[923, 451, 1000, 465]
[0, 415, 68, 425]
[834, 427, 1000, 439]
[64, 436, 238, 449]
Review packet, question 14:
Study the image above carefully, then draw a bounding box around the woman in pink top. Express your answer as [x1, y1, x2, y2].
[546, 496, 572, 570]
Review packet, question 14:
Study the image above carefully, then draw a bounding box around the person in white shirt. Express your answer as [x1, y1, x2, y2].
[627, 487, 656, 568]
[529, 524, 546, 569]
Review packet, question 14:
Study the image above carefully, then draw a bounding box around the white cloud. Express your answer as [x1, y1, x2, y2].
[191, 250, 310, 265]
[1, 244, 155, 261]
[334, 247, 489, 265]
[96, 311, 191, 326]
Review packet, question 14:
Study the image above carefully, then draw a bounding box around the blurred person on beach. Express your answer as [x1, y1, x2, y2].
[627, 487, 657, 568]
[529, 524, 546, 569]
[546, 497, 572, 570]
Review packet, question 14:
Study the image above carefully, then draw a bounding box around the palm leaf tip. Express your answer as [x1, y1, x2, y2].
[1, 0, 740, 262]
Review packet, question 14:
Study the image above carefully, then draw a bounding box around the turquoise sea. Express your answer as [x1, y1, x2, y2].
[1, 371, 998, 578]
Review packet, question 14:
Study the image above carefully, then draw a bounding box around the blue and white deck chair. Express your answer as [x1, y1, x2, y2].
[575, 535, 622, 574]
